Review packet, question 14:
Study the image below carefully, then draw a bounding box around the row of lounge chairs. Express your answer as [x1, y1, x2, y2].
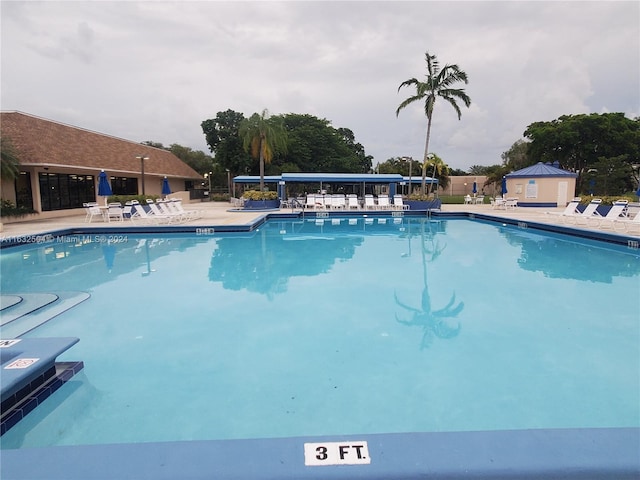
[304, 194, 409, 210]
[547, 198, 640, 233]
[84, 199, 200, 224]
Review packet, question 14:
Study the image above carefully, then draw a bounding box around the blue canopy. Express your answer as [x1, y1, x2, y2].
[161, 177, 172, 196]
[98, 170, 113, 197]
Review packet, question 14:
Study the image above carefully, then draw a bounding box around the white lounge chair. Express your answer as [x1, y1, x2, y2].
[331, 194, 346, 210]
[546, 198, 581, 221]
[589, 200, 629, 229]
[570, 199, 603, 225]
[133, 204, 171, 224]
[347, 195, 359, 210]
[147, 200, 181, 223]
[377, 196, 391, 210]
[168, 199, 200, 220]
[393, 195, 409, 210]
[612, 211, 640, 234]
[364, 195, 376, 210]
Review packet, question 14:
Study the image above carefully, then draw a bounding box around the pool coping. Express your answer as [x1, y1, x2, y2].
[2, 428, 639, 479]
[1, 211, 638, 479]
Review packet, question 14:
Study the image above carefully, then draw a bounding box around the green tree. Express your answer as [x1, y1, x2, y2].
[523, 113, 640, 191]
[396, 51, 471, 194]
[0, 136, 20, 181]
[201, 109, 252, 176]
[424, 153, 450, 193]
[467, 165, 488, 175]
[169, 144, 214, 175]
[501, 139, 530, 171]
[239, 109, 288, 191]
[586, 155, 634, 196]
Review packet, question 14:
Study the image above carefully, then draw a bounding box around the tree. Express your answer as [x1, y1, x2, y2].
[201, 110, 252, 175]
[239, 109, 288, 191]
[169, 144, 215, 176]
[501, 139, 530, 172]
[467, 165, 488, 175]
[0, 136, 20, 182]
[424, 153, 450, 193]
[396, 51, 471, 194]
[523, 113, 640, 191]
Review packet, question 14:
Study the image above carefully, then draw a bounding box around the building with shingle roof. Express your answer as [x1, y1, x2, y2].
[505, 162, 578, 207]
[1, 111, 203, 217]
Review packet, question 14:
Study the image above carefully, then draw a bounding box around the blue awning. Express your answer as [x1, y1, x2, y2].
[233, 173, 420, 184]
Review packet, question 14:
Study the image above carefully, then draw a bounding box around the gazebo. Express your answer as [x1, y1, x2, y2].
[505, 162, 578, 207]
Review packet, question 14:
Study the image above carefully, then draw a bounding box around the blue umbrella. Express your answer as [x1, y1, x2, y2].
[98, 170, 113, 204]
[501, 176, 507, 197]
[161, 176, 172, 196]
[636, 181, 640, 199]
[472, 181, 477, 195]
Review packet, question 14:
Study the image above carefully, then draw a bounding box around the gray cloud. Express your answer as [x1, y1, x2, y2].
[1, 1, 638, 171]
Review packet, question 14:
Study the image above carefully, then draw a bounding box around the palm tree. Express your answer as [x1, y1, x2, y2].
[396, 51, 471, 195]
[424, 153, 450, 194]
[238, 109, 287, 192]
[0, 136, 21, 181]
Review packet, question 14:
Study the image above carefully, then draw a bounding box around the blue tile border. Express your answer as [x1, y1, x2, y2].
[1, 361, 84, 436]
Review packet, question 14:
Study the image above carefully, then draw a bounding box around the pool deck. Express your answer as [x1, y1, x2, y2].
[2, 201, 638, 238]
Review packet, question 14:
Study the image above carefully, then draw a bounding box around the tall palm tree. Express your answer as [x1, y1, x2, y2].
[396, 51, 471, 194]
[238, 109, 287, 192]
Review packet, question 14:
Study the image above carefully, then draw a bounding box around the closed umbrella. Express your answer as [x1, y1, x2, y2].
[636, 181, 640, 199]
[161, 176, 172, 197]
[98, 170, 113, 205]
[472, 181, 477, 195]
[501, 176, 507, 198]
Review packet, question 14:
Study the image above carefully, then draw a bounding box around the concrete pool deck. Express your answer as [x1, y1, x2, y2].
[2, 201, 638, 238]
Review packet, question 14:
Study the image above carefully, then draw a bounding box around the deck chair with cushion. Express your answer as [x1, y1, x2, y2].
[347, 195, 359, 210]
[588, 200, 628, 229]
[564, 199, 602, 225]
[545, 198, 581, 221]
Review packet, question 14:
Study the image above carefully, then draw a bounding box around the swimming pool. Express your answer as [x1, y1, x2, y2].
[1, 213, 639, 478]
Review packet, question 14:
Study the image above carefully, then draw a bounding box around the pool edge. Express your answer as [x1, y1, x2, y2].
[2, 428, 638, 479]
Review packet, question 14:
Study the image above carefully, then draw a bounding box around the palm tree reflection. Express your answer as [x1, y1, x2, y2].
[395, 219, 464, 350]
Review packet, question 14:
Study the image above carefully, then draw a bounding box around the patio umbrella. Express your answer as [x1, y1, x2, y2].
[98, 170, 113, 205]
[161, 176, 172, 197]
[636, 181, 640, 199]
[472, 181, 477, 195]
[501, 176, 507, 197]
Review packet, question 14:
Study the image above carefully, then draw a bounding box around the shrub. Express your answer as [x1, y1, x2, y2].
[107, 194, 158, 205]
[242, 190, 278, 201]
[0, 199, 36, 217]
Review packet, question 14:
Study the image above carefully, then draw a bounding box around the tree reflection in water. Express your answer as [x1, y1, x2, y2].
[395, 219, 464, 350]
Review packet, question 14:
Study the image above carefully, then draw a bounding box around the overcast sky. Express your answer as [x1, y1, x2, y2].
[1, 1, 638, 171]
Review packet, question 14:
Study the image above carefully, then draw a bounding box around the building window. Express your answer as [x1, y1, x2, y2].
[39, 172, 95, 211]
[15, 171, 33, 210]
[111, 176, 138, 195]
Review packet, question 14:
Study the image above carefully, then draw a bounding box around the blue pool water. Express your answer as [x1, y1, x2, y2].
[1, 216, 639, 449]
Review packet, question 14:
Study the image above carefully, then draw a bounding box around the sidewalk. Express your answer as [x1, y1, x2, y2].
[0, 202, 637, 238]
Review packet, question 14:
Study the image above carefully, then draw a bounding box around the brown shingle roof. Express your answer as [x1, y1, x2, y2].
[0, 111, 202, 180]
